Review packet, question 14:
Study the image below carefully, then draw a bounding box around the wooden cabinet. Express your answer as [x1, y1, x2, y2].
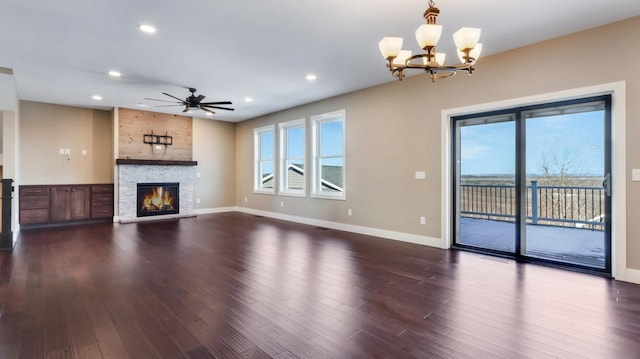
[19, 184, 113, 227]
[19, 186, 50, 224]
[50, 185, 91, 222]
[91, 184, 114, 219]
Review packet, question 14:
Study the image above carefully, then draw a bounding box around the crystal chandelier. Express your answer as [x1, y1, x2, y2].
[378, 0, 482, 82]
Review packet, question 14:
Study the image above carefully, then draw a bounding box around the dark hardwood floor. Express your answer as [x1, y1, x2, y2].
[1, 212, 639, 358]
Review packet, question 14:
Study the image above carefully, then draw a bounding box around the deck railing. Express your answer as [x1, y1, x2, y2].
[460, 181, 605, 230]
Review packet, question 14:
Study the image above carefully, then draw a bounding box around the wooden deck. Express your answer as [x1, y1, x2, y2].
[1, 212, 639, 358]
[459, 217, 606, 268]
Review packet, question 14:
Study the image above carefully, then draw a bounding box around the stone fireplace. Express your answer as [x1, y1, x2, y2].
[117, 159, 196, 223]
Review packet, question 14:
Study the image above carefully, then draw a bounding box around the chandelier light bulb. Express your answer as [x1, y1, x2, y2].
[453, 27, 481, 51]
[378, 37, 404, 59]
[415, 24, 442, 49]
[393, 50, 413, 66]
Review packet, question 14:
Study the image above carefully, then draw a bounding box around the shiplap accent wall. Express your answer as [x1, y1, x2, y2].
[118, 108, 193, 161]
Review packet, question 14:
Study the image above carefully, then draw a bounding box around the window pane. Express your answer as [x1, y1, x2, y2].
[261, 161, 274, 189]
[287, 126, 304, 158]
[320, 157, 343, 192]
[261, 132, 273, 160]
[320, 121, 343, 157]
[286, 159, 304, 190]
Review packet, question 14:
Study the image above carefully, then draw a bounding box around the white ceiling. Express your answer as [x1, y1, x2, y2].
[1, 0, 639, 122]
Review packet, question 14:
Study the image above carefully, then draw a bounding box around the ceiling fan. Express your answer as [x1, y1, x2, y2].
[145, 88, 234, 115]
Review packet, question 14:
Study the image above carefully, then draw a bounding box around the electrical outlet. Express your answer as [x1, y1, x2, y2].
[420, 216, 426, 225]
[155, 145, 162, 150]
[196, 198, 201, 203]
[81, 149, 87, 155]
[244, 197, 248, 203]
[59, 148, 65, 155]
[196, 172, 201, 178]
[280, 201, 284, 207]
[348, 209, 352, 216]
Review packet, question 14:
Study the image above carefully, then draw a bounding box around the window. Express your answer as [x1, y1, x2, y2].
[279, 119, 306, 196]
[311, 110, 345, 199]
[254, 125, 275, 193]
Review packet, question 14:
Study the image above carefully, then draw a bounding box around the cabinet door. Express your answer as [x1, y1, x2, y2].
[69, 186, 91, 220]
[50, 186, 91, 221]
[50, 187, 70, 222]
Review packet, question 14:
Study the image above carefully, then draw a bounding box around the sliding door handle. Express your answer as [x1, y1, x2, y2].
[602, 173, 611, 197]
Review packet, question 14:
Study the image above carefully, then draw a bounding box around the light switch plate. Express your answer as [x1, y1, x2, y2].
[415, 171, 426, 180]
[633, 169, 640, 182]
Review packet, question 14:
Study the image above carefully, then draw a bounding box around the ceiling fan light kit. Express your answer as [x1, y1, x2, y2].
[145, 88, 234, 115]
[379, 0, 482, 82]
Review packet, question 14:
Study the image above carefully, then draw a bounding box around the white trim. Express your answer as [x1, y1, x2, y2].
[253, 125, 276, 194]
[194, 207, 237, 215]
[441, 82, 629, 281]
[236, 207, 443, 248]
[310, 109, 346, 200]
[626, 269, 640, 284]
[278, 118, 307, 197]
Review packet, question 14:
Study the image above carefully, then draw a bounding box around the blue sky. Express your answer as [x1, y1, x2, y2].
[460, 111, 605, 176]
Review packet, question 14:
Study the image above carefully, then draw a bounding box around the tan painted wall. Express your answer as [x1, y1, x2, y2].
[19, 101, 113, 185]
[193, 118, 236, 208]
[118, 108, 192, 161]
[236, 16, 640, 268]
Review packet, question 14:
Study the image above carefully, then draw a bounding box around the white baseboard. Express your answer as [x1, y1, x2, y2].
[235, 207, 445, 249]
[194, 207, 237, 215]
[624, 268, 640, 285]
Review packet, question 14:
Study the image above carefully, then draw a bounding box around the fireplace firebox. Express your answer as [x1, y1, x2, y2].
[137, 182, 179, 217]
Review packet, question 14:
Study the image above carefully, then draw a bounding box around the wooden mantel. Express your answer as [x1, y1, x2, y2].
[116, 159, 198, 166]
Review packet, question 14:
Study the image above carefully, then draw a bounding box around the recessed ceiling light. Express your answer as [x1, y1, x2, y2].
[136, 103, 148, 107]
[92, 95, 103, 101]
[306, 74, 317, 81]
[108, 70, 121, 77]
[138, 24, 156, 34]
[205, 112, 213, 116]
[244, 97, 253, 102]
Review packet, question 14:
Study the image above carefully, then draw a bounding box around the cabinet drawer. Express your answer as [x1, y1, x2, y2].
[20, 195, 49, 209]
[20, 186, 49, 196]
[91, 185, 113, 193]
[91, 204, 113, 218]
[92, 193, 113, 204]
[20, 209, 50, 224]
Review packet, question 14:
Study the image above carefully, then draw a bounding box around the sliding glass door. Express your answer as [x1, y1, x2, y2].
[455, 114, 516, 254]
[453, 96, 611, 273]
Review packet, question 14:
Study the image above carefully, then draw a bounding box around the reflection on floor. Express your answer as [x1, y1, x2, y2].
[459, 217, 605, 268]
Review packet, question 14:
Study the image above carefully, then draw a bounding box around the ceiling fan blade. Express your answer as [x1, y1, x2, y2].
[162, 92, 187, 103]
[201, 108, 216, 115]
[145, 97, 182, 103]
[153, 105, 184, 107]
[195, 94, 205, 102]
[201, 105, 235, 111]
[182, 106, 189, 113]
[200, 101, 232, 105]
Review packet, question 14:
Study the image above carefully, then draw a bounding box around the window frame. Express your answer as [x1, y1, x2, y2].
[253, 125, 276, 194]
[311, 110, 346, 200]
[278, 118, 307, 197]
